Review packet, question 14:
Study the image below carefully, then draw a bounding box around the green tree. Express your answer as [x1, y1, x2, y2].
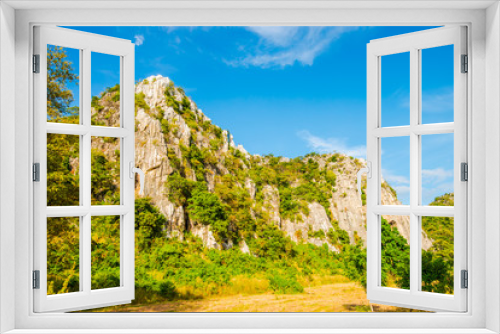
[421, 193, 455, 294]
[166, 172, 205, 206]
[47, 46, 79, 121]
[47, 133, 80, 206]
[381, 218, 410, 289]
[187, 189, 231, 242]
[135, 198, 167, 251]
[91, 149, 120, 204]
[46, 217, 80, 295]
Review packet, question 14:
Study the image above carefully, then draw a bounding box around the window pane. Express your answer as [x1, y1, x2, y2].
[381, 215, 410, 290]
[381, 136, 410, 205]
[47, 133, 80, 206]
[91, 137, 120, 205]
[47, 45, 80, 124]
[381, 52, 410, 127]
[421, 215, 454, 295]
[91, 215, 121, 290]
[91, 52, 121, 127]
[421, 45, 454, 124]
[421, 133, 454, 206]
[47, 217, 80, 295]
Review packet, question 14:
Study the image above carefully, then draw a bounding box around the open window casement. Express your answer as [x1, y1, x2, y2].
[33, 26, 137, 312]
[365, 26, 467, 312]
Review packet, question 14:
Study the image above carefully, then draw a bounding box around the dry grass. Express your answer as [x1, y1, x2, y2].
[89, 277, 424, 313]
[171, 275, 271, 300]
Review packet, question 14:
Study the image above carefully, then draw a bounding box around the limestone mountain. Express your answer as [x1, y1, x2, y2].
[91, 74, 432, 253]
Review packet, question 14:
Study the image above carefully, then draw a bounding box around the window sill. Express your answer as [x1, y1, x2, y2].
[3, 330, 498, 334]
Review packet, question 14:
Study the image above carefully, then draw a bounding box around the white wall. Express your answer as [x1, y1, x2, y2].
[0, 2, 16, 333]
[3, 4, 494, 332]
[486, 2, 500, 333]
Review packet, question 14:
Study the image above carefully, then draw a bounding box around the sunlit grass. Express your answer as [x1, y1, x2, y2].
[87, 276, 425, 313]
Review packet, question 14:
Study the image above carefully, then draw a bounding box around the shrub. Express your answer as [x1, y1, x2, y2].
[135, 92, 150, 112]
[165, 172, 205, 206]
[267, 272, 304, 294]
[135, 198, 167, 251]
[187, 189, 231, 242]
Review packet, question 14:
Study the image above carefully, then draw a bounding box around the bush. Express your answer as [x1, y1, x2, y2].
[165, 172, 205, 206]
[135, 92, 150, 112]
[267, 272, 304, 294]
[187, 189, 231, 242]
[135, 198, 167, 251]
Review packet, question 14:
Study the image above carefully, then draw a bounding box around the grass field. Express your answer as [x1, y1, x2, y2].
[88, 276, 421, 313]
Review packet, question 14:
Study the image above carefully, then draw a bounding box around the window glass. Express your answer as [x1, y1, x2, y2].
[381, 52, 410, 127]
[47, 134, 80, 206]
[421, 216, 454, 295]
[381, 215, 410, 290]
[421, 45, 454, 124]
[91, 137, 120, 205]
[91, 52, 121, 127]
[47, 217, 80, 295]
[91, 215, 121, 290]
[47, 45, 80, 124]
[421, 133, 454, 206]
[381, 137, 410, 205]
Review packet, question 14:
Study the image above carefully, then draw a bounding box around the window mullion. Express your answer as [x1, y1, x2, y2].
[82, 48, 92, 294]
[409, 47, 420, 294]
[413, 123, 454, 135]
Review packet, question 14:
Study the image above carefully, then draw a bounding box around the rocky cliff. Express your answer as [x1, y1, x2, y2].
[91, 75, 432, 252]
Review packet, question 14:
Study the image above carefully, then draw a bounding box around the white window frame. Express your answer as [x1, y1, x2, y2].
[1, 1, 499, 333]
[33, 26, 136, 313]
[366, 26, 468, 312]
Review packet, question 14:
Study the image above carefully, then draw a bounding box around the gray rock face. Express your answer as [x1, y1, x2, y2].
[330, 158, 368, 244]
[191, 224, 219, 249]
[281, 202, 338, 252]
[239, 240, 250, 254]
[93, 74, 432, 252]
[245, 178, 256, 200]
[327, 157, 432, 250]
[262, 185, 281, 227]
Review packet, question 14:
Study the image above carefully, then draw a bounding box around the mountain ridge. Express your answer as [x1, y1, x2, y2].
[91, 74, 432, 252]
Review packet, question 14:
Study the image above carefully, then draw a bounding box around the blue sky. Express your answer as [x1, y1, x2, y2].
[61, 26, 454, 205]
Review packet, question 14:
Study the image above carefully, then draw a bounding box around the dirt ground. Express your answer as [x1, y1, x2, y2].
[89, 281, 421, 313]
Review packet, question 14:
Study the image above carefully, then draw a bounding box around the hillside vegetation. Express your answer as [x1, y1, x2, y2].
[46, 47, 455, 311]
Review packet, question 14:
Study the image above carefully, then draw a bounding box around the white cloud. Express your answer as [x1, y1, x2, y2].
[422, 168, 453, 183]
[134, 34, 145, 46]
[380, 169, 410, 204]
[422, 181, 454, 205]
[160, 26, 211, 34]
[381, 169, 409, 185]
[139, 56, 177, 77]
[380, 167, 453, 205]
[421, 168, 453, 204]
[245, 26, 300, 47]
[381, 168, 452, 188]
[393, 186, 410, 195]
[228, 27, 357, 68]
[297, 130, 366, 158]
[421, 88, 454, 113]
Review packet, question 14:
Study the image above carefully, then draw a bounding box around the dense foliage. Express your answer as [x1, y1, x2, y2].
[421, 193, 455, 294]
[381, 218, 410, 289]
[47, 45, 79, 122]
[46, 48, 455, 307]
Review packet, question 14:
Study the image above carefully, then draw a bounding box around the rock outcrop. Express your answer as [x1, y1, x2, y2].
[91, 74, 432, 253]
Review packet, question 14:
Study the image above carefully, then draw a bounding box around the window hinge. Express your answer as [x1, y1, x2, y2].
[461, 54, 468, 73]
[33, 54, 40, 73]
[461, 270, 468, 289]
[33, 163, 40, 182]
[33, 270, 40, 289]
[461, 162, 468, 182]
